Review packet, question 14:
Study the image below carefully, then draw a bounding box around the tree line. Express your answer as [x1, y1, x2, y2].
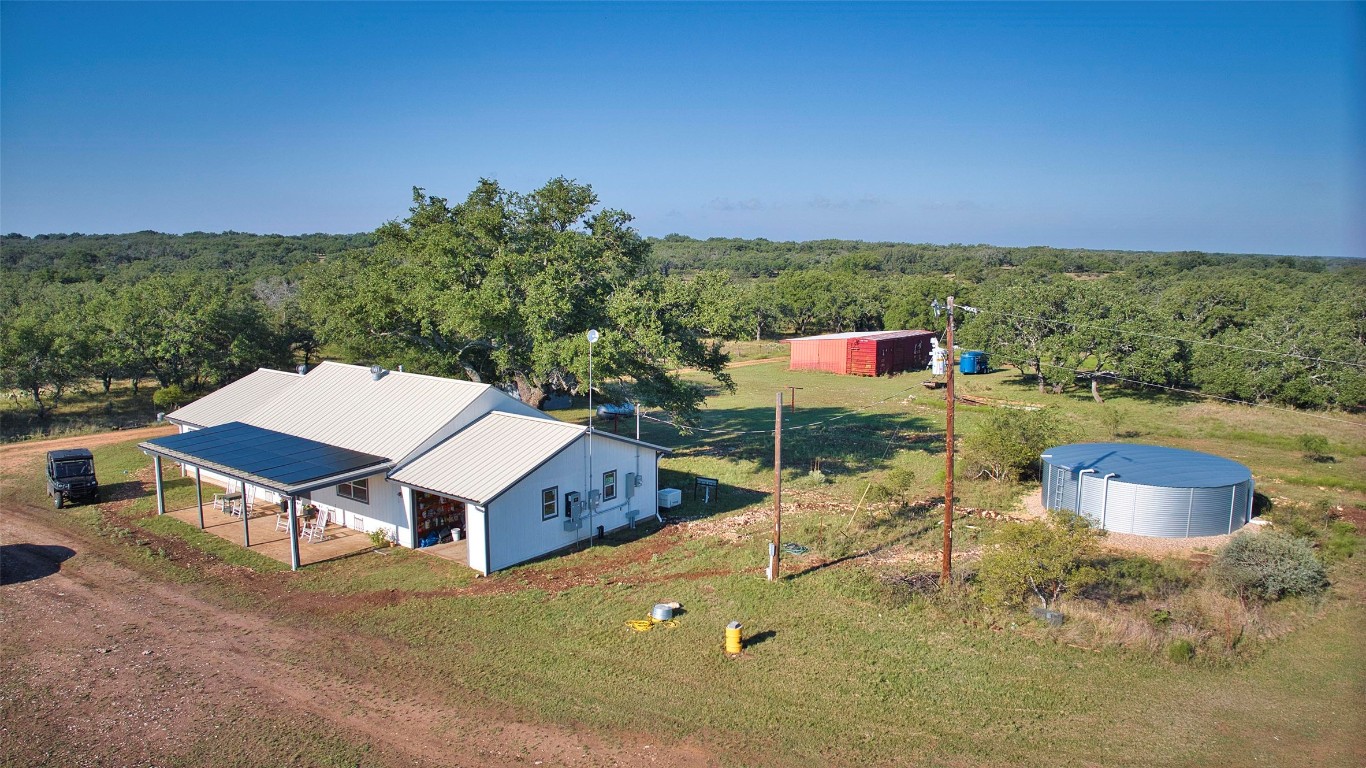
[2, 180, 1362, 420]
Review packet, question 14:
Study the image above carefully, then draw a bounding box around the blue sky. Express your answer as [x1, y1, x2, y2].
[2, 2, 1361, 256]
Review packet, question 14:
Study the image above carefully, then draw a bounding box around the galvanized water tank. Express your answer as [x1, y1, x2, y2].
[1040, 443, 1254, 537]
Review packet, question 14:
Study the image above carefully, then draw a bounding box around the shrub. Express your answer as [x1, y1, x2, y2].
[1209, 532, 1327, 601]
[1167, 639, 1195, 663]
[961, 408, 1074, 482]
[1296, 433, 1332, 462]
[1087, 556, 1191, 602]
[976, 511, 1103, 610]
[368, 527, 394, 548]
[1321, 521, 1359, 563]
[152, 384, 187, 410]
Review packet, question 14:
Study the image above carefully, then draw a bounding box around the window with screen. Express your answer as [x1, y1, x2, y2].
[542, 486, 558, 520]
[338, 478, 369, 504]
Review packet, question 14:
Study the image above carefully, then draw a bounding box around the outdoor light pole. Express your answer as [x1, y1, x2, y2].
[587, 329, 599, 546]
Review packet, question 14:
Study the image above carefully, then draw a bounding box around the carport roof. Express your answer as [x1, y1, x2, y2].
[139, 422, 392, 496]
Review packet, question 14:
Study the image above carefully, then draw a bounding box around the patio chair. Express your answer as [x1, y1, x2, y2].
[300, 508, 328, 544]
[274, 508, 290, 532]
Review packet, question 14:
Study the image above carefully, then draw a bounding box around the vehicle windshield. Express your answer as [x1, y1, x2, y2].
[54, 460, 93, 478]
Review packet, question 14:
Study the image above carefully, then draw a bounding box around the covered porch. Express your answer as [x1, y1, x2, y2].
[164, 502, 377, 566]
[139, 421, 393, 571]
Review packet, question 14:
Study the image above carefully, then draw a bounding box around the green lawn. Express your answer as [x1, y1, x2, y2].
[9, 364, 1364, 767]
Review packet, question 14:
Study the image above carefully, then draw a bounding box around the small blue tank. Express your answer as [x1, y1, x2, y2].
[960, 350, 988, 374]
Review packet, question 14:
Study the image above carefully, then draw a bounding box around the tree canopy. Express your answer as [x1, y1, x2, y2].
[299, 179, 731, 415]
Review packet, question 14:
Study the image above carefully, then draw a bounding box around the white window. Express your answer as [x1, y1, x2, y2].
[542, 486, 558, 520]
[602, 470, 617, 501]
[338, 478, 369, 504]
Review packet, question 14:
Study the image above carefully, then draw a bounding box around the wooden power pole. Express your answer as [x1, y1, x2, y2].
[771, 391, 783, 581]
[941, 296, 957, 586]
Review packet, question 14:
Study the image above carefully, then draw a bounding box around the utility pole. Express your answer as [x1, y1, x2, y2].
[941, 296, 956, 586]
[770, 391, 783, 581]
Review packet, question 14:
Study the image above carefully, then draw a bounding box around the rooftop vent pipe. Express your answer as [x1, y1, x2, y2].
[370, 364, 385, 381]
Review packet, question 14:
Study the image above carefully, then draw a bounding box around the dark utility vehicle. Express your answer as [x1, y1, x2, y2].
[46, 448, 99, 509]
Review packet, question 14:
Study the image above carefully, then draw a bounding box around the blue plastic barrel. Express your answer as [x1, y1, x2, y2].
[960, 351, 987, 374]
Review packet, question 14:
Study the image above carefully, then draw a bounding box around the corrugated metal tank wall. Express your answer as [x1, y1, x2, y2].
[1041, 459, 1253, 538]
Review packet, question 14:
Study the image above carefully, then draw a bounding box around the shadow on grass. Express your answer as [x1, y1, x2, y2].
[98, 480, 146, 503]
[745, 629, 777, 648]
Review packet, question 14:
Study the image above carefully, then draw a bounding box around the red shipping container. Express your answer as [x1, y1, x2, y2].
[785, 330, 935, 376]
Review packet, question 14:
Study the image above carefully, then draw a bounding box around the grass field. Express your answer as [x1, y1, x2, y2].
[6, 360, 1364, 766]
[1, 379, 163, 442]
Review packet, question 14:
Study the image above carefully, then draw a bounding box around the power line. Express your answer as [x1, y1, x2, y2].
[972, 307, 1366, 370]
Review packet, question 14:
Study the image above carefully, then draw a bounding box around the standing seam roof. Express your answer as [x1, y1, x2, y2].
[167, 369, 303, 427]
[235, 362, 493, 460]
[389, 412, 586, 504]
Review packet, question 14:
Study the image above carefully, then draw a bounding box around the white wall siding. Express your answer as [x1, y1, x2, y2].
[485, 434, 658, 573]
[308, 472, 410, 544]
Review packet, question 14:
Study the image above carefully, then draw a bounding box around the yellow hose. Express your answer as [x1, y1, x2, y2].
[625, 617, 679, 632]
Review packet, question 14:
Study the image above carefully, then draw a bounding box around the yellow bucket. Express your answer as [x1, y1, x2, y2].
[725, 621, 743, 654]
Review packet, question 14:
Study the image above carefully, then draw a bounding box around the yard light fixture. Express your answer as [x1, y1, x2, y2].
[587, 329, 599, 547]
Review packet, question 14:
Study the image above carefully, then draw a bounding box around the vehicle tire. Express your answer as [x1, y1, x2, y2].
[54, 493, 64, 509]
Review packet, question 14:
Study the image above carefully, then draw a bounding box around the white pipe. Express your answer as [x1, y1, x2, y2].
[1077, 469, 1096, 516]
[1100, 473, 1117, 530]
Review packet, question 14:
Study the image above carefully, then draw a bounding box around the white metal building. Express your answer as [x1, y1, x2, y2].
[141, 362, 668, 572]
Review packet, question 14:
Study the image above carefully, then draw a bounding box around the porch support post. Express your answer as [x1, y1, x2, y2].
[194, 466, 204, 529]
[288, 496, 301, 571]
[153, 455, 165, 516]
[402, 486, 416, 548]
[241, 480, 251, 548]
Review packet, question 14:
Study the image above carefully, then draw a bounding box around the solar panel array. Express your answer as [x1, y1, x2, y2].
[143, 421, 390, 492]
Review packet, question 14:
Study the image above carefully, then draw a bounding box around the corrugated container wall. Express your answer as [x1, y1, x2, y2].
[787, 336, 857, 374]
[787, 330, 935, 376]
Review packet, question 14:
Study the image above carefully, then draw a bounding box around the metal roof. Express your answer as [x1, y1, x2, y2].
[167, 369, 303, 428]
[49, 448, 94, 460]
[236, 362, 493, 461]
[1041, 443, 1252, 488]
[390, 412, 586, 504]
[784, 329, 935, 342]
[170, 362, 501, 461]
[139, 422, 391, 495]
[389, 413, 670, 505]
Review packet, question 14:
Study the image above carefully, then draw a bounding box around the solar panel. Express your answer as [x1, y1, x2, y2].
[142, 422, 390, 493]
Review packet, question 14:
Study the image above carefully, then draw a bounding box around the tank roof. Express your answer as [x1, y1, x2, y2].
[1041, 443, 1252, 488]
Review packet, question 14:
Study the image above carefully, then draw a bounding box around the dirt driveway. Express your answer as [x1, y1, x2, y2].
[0, 431, 716, 768]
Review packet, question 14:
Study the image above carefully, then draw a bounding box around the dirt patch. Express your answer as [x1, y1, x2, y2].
[0, 423, 176, 472]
